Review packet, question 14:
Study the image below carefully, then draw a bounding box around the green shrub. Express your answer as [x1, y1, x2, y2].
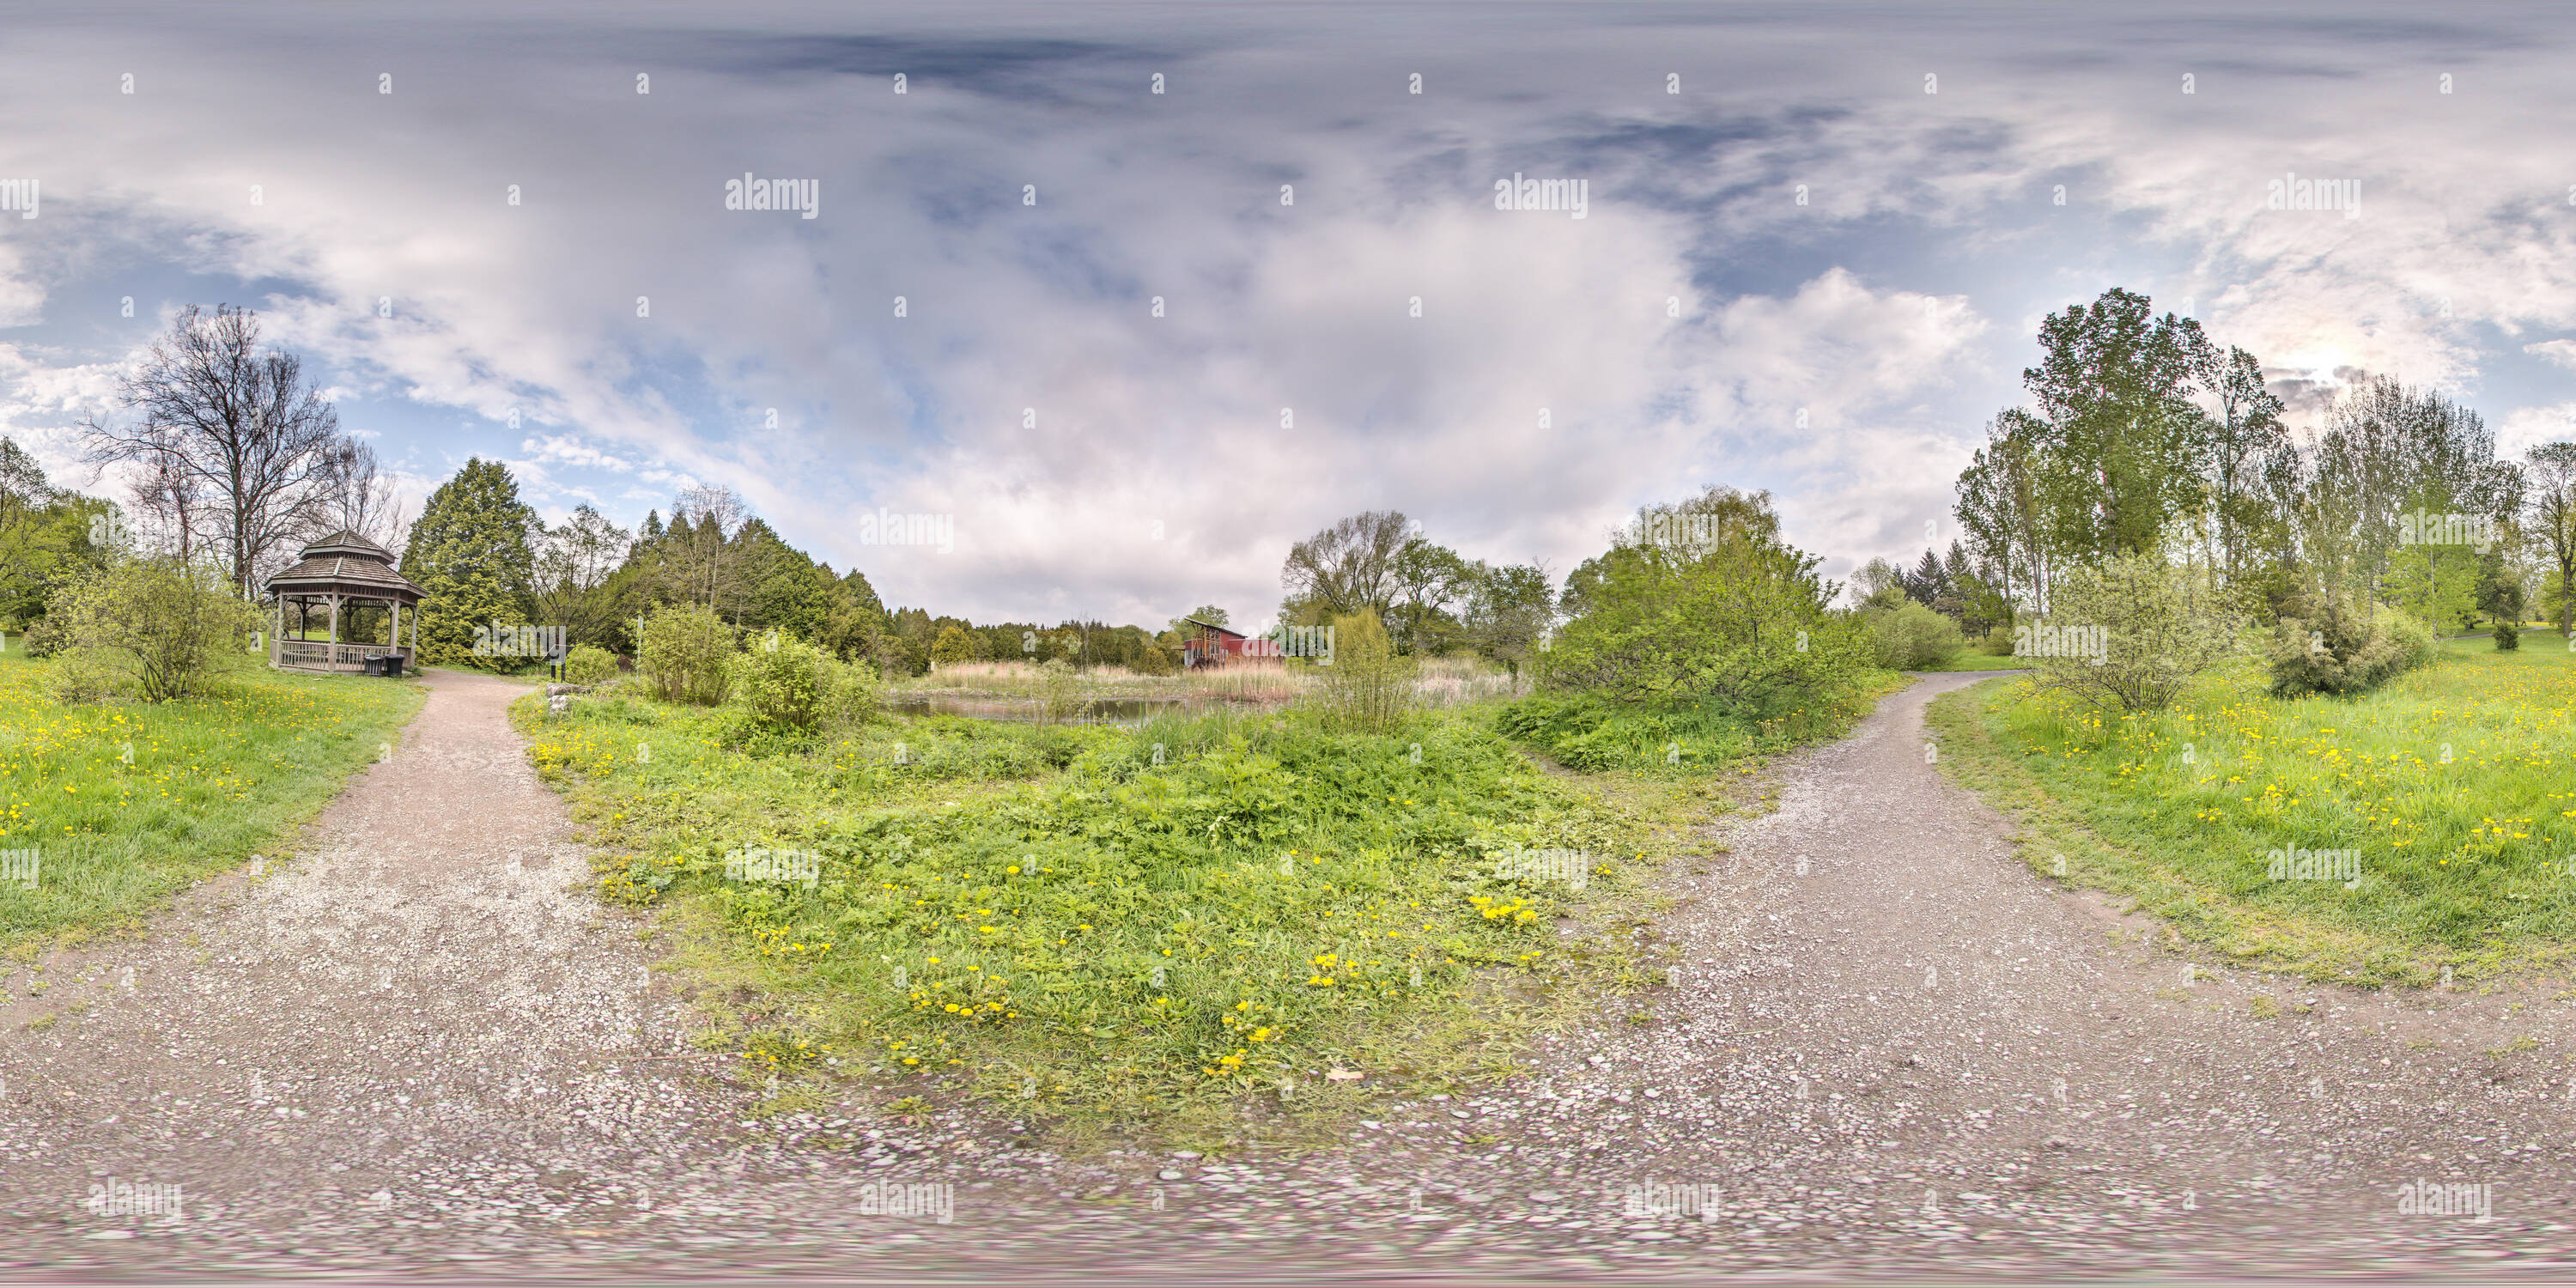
[44, 556, 261, 702]
[1035, 657, 1087, 721]
[2268, 593, 2434, 698]
[2032, 554, 2243, 713]
[639, 604, 732, 705]
[729, 630, 829, 732]
[1132, 641, 1181, 676]
[1863, 601, 1965, 669]
[20, 615, 66, 660]
[1542, 487, 1868, 715]
[821, 653, 879, 729]
[1981, 623, 2016, 655]
[2494, 620, 2521, 652]
[562, 644, 619, 686]
[1312, 611, 1414, 733]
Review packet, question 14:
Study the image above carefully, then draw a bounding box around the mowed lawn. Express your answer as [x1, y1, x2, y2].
[1929, 637, 2576, 985]
[0, 651, 424, 953]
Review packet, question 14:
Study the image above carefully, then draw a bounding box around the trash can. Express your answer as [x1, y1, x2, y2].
[372, 655, 404, 677]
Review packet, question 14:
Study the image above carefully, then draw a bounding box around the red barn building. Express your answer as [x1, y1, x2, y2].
[1181, 617, 1283, 668]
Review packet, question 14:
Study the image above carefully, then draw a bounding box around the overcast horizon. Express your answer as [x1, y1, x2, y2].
[6, 1, 2575, 627]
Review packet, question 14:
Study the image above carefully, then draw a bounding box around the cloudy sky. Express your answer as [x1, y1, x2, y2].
[3, 1, 2574, 628]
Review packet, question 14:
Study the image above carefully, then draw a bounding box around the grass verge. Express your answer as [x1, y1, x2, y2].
[515, 689, 1713, 1145]
[1928, 637, 2576, 986]
[0, 650, 424, 956]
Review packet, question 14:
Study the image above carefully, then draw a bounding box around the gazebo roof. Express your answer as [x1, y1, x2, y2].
[264, 530, 423, 602]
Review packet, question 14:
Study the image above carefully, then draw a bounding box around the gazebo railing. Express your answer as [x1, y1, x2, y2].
[278, 641, 412, 668]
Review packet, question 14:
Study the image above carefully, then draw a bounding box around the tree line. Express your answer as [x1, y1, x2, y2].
[1901, 287, 2575, 647]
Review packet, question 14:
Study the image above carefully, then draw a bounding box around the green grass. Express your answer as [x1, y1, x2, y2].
[1911, 650, 2039, 672]
[1929, 635, 2576, 985]
[516, 688, 1704, 1142]
[0, 650, 424, 956]
[1495, 681, 1897, 775]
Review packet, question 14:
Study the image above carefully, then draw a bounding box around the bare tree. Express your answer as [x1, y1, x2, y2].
[125, 428, 204, 561]
[318, 438, 410, 550]
[82, 305, 347, 594]
[673, 483, 750, 619]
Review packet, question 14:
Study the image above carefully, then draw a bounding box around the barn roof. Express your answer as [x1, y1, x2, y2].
[1182, 616, 1248, 639]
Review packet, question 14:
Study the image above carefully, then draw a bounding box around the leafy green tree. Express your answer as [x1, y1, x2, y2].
[2020, 289, 2211, 563]
[930, 622, 981, 666]
[532, 504, 633, 649]
[2190, 341, 2291, 586]
[2299, 375, 2521, 613]
[1458, 560, 1555, 679]
[1543, 486, 1868, 712]
[402, 458, 538, 668]
[0, 437, 116, 628]
[1387, 537, 1472, 654]
[817, 568, 887, 664]
[2525, 441, 2576, 637]
[1279, 510, 1410, 623]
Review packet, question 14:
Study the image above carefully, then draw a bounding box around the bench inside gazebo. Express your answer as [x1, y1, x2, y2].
[263, 531, 423, 674]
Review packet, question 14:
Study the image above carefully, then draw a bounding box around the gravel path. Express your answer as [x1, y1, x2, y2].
[7, 669, 2576, 1280]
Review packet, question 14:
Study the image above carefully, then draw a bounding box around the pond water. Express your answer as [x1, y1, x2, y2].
[883, 694, 1235, 726]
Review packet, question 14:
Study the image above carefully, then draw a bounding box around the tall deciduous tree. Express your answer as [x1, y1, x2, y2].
[81, 305, 349, 595]
[0, 437, 115, 627]
[2020, 289, 2210, 562]
[532, 504, 634, 647]
[2525, 441, 2576, 637]
[2190, 340, 2291, 586]
[1279, 510, 1411, 624]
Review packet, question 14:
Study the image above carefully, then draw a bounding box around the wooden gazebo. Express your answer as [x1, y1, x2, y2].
[263, 531, 422, 673]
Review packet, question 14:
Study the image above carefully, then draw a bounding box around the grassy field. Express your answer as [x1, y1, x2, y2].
[1911, 650, 2039, 673]
[1929, 636, 2576, 986]
[0, 649, 425, 957]
[889, 655, 1525, 708]
[516, 686, 1708, 1143]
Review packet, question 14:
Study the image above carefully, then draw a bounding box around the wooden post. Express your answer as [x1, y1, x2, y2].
[328, 594, 340, 665]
